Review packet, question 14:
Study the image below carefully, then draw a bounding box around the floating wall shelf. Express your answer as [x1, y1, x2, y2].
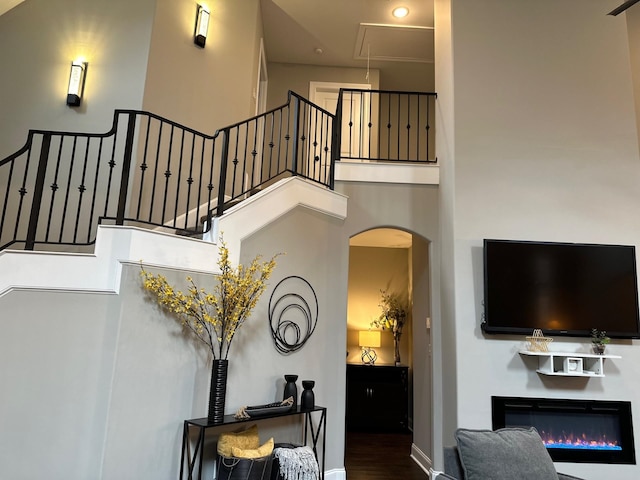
[519, 350, 620, 378]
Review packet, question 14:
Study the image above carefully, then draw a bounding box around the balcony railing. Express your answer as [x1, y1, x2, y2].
[336, 89, 437, 163]
[0, 91, 335, 251]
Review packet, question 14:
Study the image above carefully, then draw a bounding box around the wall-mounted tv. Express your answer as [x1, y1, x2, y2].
[482, 239, 640, 338]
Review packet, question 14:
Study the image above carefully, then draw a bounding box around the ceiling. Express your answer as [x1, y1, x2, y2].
[0, 0, 22, 15]
[0, 0, 434, 88]
[260, 0, 435, 88]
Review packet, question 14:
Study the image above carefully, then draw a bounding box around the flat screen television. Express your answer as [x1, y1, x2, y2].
[482, 239, 640, 338]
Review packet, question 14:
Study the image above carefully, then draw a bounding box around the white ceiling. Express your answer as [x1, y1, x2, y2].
[0, 0, 23, 16]
[260, 0, 434, 86]
[0, 1, 434, 88]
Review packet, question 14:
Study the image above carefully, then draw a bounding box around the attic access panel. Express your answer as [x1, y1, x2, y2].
[354, 23, 434, 63]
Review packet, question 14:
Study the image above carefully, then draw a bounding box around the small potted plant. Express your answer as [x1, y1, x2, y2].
[591, 328, 610, 355]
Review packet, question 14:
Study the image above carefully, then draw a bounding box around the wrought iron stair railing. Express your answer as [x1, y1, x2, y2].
[0, 91, 336, 251]
[336, 89, 437, 163]
[0, 88, 438, 253]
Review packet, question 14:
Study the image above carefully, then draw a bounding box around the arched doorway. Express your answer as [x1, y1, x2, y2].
[344, 227, 432, 479]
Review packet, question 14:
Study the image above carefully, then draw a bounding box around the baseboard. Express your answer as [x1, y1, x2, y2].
[324, 467, 347, 480]
[411, 442, 432, 476]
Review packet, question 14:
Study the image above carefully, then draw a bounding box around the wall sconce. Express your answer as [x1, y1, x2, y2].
[194, 4, 210, 48]
[359, 330, 381, 365]
[67, 60, 87, 107]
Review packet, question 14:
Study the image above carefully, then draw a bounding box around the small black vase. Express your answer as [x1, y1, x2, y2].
[301, 380, 315, 410]
[208, 359, 228, 424]
[283, 374, 298, 408]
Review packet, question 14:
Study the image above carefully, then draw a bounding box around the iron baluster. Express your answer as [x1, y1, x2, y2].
[25, 133, 51, 250]
[216, 128, 230, 217]
[86, 137, 105, 243]
[73, 137, 92, 243]
[117, 113, 138, 226]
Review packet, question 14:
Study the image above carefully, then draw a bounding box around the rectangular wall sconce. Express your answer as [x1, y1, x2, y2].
[194, 5, 210, 48]
[67, 60, 87, 107]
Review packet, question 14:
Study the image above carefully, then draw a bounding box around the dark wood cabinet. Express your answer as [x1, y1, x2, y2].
[346, 363, 408, 432]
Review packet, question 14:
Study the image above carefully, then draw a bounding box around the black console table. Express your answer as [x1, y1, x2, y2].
[180, 405, 327, 480]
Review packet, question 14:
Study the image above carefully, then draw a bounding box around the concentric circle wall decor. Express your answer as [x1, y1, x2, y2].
[268, 275, 318, 355]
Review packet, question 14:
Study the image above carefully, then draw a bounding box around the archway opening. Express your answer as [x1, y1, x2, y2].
[344, 227, 432, 479]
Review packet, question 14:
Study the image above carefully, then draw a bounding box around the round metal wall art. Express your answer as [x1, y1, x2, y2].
[268, 275, 318, 355]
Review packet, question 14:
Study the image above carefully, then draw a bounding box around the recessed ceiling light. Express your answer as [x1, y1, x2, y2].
[392, 6, 409, 18]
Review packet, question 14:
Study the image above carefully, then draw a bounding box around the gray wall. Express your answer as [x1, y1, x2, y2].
[439, 0, 640, 477]
[142, 0, 264, 131]
[265, 63, 380, 110]
[0, 0, 155, 158]
[434, 0, 457, 463]
[0, 221, 341, 478]
[411, 234, 433, 461]
[380, 62, 435, 92]
[0, 289, 118, 479]
[239, 206, 349, 474]
[0, 0, 264, 157]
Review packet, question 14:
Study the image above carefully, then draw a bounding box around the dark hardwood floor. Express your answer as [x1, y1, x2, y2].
[345, 431, 429, 480]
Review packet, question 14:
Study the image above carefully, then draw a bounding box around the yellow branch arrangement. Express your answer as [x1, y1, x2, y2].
[140, 240, 279, 360]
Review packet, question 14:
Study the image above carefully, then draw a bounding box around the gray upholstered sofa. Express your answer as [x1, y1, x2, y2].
[432, 428, 586, 480]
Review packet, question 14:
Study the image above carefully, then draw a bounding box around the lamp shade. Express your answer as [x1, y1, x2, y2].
[358, 330, 381, 348]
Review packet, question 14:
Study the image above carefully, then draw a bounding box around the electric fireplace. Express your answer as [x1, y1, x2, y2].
[492, 396, 636, 464]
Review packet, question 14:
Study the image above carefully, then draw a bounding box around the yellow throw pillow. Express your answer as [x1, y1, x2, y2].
[217, 425, 260, 457]
[231, 437, 274, 459]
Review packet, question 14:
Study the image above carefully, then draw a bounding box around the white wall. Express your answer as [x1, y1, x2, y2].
[443, 0, 640, 477]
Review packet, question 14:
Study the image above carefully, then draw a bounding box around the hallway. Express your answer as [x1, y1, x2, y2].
[345, 431, 429, 479]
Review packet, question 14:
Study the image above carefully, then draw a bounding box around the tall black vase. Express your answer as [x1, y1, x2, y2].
[208, 359, 228, 424]
[283, 374, 298, 409]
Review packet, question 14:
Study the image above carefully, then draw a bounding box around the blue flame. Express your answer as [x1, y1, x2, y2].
[545, 442, 622, 451]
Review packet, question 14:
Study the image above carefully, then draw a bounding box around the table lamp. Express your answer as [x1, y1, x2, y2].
[359, 330, 381, 365]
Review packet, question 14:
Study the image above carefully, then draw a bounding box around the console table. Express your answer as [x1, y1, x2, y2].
[180, 405, 327, 480]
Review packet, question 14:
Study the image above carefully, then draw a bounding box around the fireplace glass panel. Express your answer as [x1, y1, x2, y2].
[506, 410, 622, 451]
[492, 396, 635, 464]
